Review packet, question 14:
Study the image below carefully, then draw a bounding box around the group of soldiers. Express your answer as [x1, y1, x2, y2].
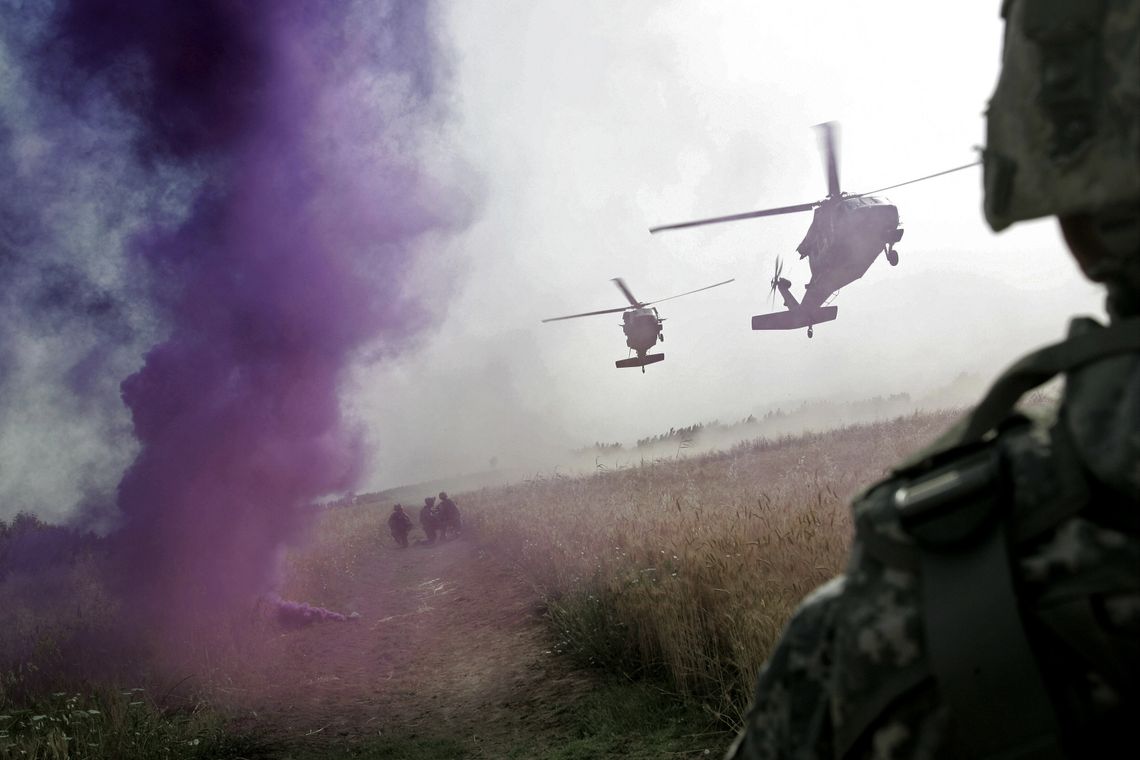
[386, 491, 461, 548]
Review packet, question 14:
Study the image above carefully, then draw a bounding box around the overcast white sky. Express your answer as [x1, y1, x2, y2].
[347, 0, 1105, 488]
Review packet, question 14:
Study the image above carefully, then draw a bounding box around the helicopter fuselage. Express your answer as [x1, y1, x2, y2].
[647, 121, 979, 339]
[622, 307, 662, 355]
[796, 195, 902, 310]
[543, 276, 733, 369]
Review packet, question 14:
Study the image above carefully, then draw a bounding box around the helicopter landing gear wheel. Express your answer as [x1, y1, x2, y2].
[886, 248, 899, 267]
[807, 326, 814, 338]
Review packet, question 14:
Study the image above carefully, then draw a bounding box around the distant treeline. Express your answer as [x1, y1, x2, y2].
[572, 441, 625, 454]
[633, 417, 754, 449]
[314, 491, 387, 509]
[576, 394, 916, 454]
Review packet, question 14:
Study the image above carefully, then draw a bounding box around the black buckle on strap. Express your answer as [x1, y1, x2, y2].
[895, 447, 1003, 548]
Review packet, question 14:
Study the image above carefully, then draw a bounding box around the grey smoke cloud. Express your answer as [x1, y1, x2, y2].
[0, 12, 173, 523]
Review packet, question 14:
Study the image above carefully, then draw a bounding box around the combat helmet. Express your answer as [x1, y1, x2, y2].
[984, 0, 1140, 233]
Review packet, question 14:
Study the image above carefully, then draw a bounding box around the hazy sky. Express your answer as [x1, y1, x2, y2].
[348, 1, 1104, 488]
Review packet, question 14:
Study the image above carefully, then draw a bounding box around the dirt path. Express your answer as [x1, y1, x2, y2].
[220, 538, 599, 756]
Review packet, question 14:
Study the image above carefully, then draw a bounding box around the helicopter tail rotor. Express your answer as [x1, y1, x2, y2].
[815, 121, 841, 198]
[768, 256, 784, 308]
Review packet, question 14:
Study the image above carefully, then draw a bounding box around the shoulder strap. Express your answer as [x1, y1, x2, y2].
[956, 316, 1140, 446]
[856, 318, 1140, 758]
[896, 447, 1066, 759]
[886, 318, 1140, 759]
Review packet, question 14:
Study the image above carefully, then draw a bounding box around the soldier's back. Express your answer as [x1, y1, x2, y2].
[729, 318, 1140, 759]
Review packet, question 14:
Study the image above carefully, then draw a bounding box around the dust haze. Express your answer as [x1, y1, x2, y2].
[1, 1, 1106, 518]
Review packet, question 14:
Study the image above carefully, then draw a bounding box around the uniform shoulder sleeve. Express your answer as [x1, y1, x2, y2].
[726, 576, 844, 760]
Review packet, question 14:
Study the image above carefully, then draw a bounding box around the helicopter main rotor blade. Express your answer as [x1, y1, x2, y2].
[644, 278, 736, 306]
[542, 306, 630, 323]
[816, 121, 841, 198]
[612, 277, 642, 308]
[855, 160, 982, 197]
[648, 202, 818, 234]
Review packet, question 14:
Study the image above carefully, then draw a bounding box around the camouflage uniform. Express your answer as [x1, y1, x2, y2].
[729, 319, 1140, 758]
[728, 2, 1140, 757]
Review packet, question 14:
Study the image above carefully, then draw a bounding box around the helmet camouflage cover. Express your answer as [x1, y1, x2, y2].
[984, 0, 1140, 231]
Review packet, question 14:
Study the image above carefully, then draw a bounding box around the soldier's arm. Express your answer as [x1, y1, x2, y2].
[726, 576, 842, 760]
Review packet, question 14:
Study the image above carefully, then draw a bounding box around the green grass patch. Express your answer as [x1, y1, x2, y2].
[295, 679, 726, 760]
[515, 679, 723, 759]
[0, 688, 273, 760]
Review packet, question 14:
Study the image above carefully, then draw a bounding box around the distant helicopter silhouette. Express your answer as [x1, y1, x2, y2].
[542, 277, 734, 371]
[650, 122, 979, 338]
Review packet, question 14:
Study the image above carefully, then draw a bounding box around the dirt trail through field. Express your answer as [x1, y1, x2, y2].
[220, 538, 594, 755]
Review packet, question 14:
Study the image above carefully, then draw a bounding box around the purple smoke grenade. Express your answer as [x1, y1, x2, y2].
[267, 594, 359, 627]
[42, 0, 469, 623]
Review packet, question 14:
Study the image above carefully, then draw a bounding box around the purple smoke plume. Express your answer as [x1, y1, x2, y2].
[18, 0, 471, 626]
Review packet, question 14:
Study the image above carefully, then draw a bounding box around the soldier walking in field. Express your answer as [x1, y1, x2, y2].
[437, 491, 461, 540]
[416, 496, 439, 546]
[728, 3, 1140, 758]
[387, 504, 412, 548]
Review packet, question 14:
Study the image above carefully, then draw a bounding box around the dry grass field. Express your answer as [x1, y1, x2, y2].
[0, 408, 962, 756]
[462, 410, 960, 725]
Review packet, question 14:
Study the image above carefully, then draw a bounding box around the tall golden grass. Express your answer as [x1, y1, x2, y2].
[462, 411, 958, 726]
[0, 408, 962, 746]
[280, 503, 389, 610]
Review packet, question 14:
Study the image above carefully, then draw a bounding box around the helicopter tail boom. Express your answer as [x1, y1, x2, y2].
[751, 305, 838, 331]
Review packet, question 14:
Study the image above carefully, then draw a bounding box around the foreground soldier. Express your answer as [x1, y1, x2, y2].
[728, 3, 1140, 758]
[387, 504, 413, 548]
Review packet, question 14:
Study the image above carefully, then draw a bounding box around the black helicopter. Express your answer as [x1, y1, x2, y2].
[542, 277, 734, 371]
[649, 122, 979, 338]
